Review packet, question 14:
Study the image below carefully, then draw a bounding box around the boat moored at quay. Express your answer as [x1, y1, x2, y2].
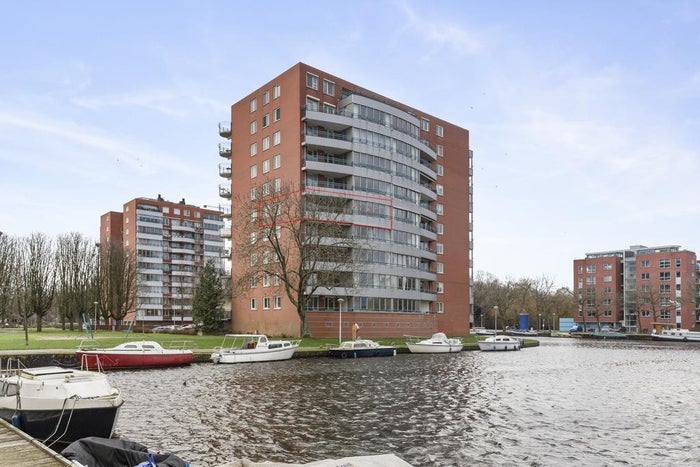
[651, 328, 700, 342]
[210, 334, 300, 364]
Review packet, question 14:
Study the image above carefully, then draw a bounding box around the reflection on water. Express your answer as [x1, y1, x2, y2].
[109, 338, 700, 466]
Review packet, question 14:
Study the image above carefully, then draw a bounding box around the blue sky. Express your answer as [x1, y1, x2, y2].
[1, 1, 698, 288]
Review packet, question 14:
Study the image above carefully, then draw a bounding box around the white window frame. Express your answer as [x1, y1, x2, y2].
[249, 98, 257, 113]
[273, 131, 281, 146]
[262, 91, 270, 105]
[250, 120, 257, 134]
[250, 297, 257, 310]
[274, 296, 282, 309]
[273, 154, 281, 169]
[262, 159, 270, 173]
[273, 107, 281, 121]
[262, 136, 270, 151]
[436, 124, 444, 137]
[323, 79, 335, 96]
[250, 165, 257, 179]
[306, 72, 319, 90]
[250, 142, 257, 157]
[273, 84, 281, 99]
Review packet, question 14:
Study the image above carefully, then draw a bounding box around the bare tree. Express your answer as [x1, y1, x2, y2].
[0, 234, 17, 325]
[233, 184, 363, 337]
[16, 233, 56, 341]
[55, 233, 99, 330]
[98, 241, 137, 328]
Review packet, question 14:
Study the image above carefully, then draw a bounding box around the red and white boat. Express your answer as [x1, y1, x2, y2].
[76, 340, 194, 370]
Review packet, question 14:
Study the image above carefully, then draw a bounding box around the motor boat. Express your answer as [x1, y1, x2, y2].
[76, 340, 194, 370]
[506, 328, 539, 337]
[210, 334, 300, 364]
[651, 328, 700, 342]
[473, 328, 496, 336]
[405, 333, 463, 353]
[477, 335, 523, 352]
[328, 339, 396, 358]
[0, 362, 123, 448]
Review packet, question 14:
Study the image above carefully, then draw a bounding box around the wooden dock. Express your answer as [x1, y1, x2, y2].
[0, 418, 72, 466]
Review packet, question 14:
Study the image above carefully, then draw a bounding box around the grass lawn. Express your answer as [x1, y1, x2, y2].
[0, 328, 480, 351]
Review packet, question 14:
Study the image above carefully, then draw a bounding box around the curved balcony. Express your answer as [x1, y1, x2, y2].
[219, 142, 231, 158]
[219, 163, 231, 178]
[220, 227, 231, 239]
[218, 121, 231, 138]
[219, 185, 231, 199]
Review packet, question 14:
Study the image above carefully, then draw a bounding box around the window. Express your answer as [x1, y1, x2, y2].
[436, 243, 444, 254]
[262, 136, 270, 151]
[274, 296, 282, 309]
[659, 259, 670, 268]
[640, 260, 650, 267]
[323, 79, 335, 96]
[421, 118, 429, 131]
[262, 183, 271, 196]
[250, 142, 257, 157]
[660, 284, 671, 293]
[306, 72, 319, 90]
[250, 121, 257, 134]
[435, 204, 443, 215]
[437, 262, 444, 274]
[250, 298, 257, 310]
[603, 287, 612, 293]
[273, 107, 281, 121]
[323, 103, 335, 114]
[676, 271, 681, 278]
[437, 282, 444, 293]
[603, 263, 612, 270]
[250, 187, 257, 200]
[274, 178, 281, 192]
[436, 164, 444, 176]
[250, 165, 257, 179]
[436, 144, 443, 156]
[436, 124, 444, 137]
[262, 159, 270, 173]
[262, 91, 270, 105]
[249, 98, 257, 112]
[273, 131, 281, 145]
[586, 265, 596, 273]
[250, 232, 257, 244]
[436, 184, 444, 196]
[306, 96, 319, 111]
[250, 276, 258, 288]
[641, 272, 649, 280]
[273, 84, 281, 99]
[262, 275, 270, 287]
[603, 275, 612, 282]
[660, 272, 671, 281]
[577, 265, 583, 273]
[436, 302, 444, 313]
[586, 277, 596, 284]
[676, 258, 682, 267]
[273, 154, 281, 169]
[262, 114, 270, 128]
[436, 223, 444, 235]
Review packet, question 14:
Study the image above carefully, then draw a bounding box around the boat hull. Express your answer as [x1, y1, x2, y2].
[328, 347, 396, 358]
[406, 343, 463, 353]
[651, 330, 700, 342]
[211, 346, 297, 364]
[0, 403, 122, 446]
[76, 351, 194, 370]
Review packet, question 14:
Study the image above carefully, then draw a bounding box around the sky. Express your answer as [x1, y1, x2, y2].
[1, 1, 698, 289]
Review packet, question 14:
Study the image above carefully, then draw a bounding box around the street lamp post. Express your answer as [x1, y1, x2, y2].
[338, 298, 344, 345]
[538, 313, 541, 332]
[93, 301, 98, 334]
[493, 306, 499, 333]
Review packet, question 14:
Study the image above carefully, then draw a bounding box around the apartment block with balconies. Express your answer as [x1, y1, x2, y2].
[219, 63, 473, 338]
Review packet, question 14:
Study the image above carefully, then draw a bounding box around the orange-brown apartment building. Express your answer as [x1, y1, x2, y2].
[574, 245, 699, 332]
[100, 196, 226, 325]
[218, 63, 473, 338]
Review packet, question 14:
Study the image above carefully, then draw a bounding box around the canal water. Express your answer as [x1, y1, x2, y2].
[109, 338, 700, 466]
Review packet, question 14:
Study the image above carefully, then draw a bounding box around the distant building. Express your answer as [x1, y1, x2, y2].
[100, 195, 226, 326]
[218, 63, 473, 337]
[574, 245, 699, 332]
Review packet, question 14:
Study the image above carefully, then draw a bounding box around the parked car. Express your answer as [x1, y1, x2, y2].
[569, 325, 583, 333]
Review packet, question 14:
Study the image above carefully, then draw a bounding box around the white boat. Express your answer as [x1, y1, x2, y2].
[328, 339, 396, 358]
[478, 335, 523, 351]
[0, 362, 123, 447]
[405, 333, 463, 353]
[210, 334, 300, 364]
[473, 328, 496, 336]
[651, 328, 700, 342]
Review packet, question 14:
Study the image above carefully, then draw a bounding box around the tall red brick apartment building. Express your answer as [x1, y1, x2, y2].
[574, 245, 699, 332]
[218, 63, 473, 338]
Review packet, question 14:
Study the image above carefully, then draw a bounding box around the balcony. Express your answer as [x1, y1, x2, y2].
[221, 248, 232, 259]
[218, 142, 231, 158]
[218, 121, 231, 138]
[218, 163, 231, 178]
[219, 185, 231, 199]
[220, 227, 231, 239]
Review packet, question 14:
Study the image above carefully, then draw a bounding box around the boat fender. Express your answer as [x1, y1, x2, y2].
[393, 349, 397, 356]
[684, 337, 688, 342]
[353, 352, 357, 359]
[11, 413, 21, 429]
[340, 352, 348, 359]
